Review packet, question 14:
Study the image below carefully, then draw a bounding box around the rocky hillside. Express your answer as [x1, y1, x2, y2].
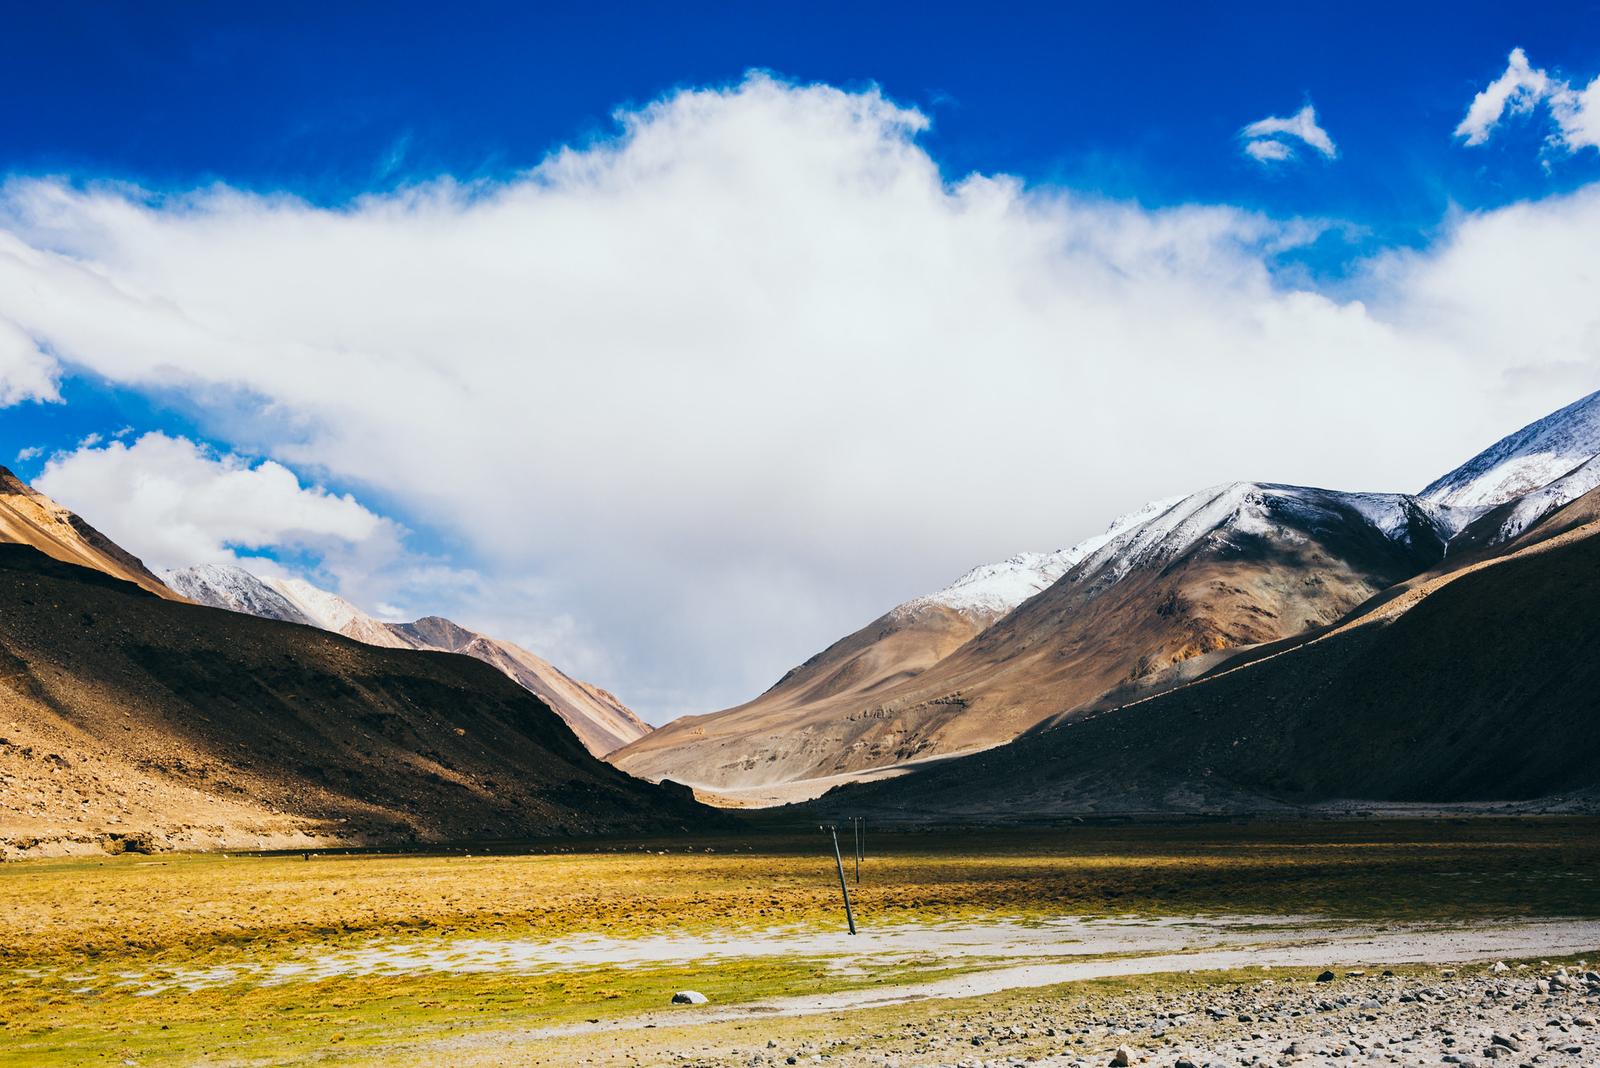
[164, 564, 652, 756]
[0, 544, 705, 859]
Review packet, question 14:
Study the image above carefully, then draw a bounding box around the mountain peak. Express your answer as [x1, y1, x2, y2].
[898, 493, 1189, 621]
[1422, 389, 1600, 511]
[390, 615, 479, 653]
[1066, 481, 1442, 594]
[164, 564, 315, 625]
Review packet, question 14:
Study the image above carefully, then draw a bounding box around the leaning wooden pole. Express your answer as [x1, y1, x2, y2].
[829, 827, 857, 935]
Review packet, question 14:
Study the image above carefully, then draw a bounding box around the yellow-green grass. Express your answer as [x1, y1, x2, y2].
[1, 953, 996, 1067]
[4, 819, 1596, 961]
[2, 819, 1596, 1066]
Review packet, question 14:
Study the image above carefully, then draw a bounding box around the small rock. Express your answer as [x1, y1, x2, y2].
[1491, 961, 1510, 973]
[1110, 1045, 1133, 1067]
[670, 990, 708, 1005]
[1316, 970, 1337, 983]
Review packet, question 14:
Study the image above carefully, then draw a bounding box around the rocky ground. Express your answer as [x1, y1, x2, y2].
[581, 961, 1600, 1068]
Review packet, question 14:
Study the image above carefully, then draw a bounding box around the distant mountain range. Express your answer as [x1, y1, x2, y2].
[819, 469, 1600, 819]
[163, 564, 650, 757]
[613, 389, 1600, 804]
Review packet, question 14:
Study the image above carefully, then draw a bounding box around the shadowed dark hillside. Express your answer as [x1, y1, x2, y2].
[0, 544, 707, 856]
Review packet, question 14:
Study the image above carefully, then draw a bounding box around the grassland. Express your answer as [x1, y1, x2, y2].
[2, 819, 1597, 1066]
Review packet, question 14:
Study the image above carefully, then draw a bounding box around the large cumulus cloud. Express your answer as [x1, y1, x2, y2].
[1, 74, 1597, 718]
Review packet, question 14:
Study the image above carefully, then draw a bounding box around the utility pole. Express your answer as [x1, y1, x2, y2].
[851, 816, 862, 883]
[825, 825, 857, 935]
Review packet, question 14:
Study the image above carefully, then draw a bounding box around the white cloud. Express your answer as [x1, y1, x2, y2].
[1241, 104, 1337, 162]
[0, 316, 61, 406]
[35, 432, 390, 572]
[1456, 48, 1600, 152]
[14, 445, 42, 463]
[0, 74, 1595, 719]
[1244, 139, 1294, 163]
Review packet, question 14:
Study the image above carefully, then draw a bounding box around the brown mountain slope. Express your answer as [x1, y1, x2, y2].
[820, 488, 1600, 820]
[0, 465, 178, 600]
[390, 617, 652, 756]
[759, 602, 990, 710]
[609, 602, 990, 802]
[613, 484, 1449, 799]
[0, 544, 705, 858]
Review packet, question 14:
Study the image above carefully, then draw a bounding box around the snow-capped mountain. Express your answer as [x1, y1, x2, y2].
[615, 478, 1454, 796]
[162, 564, 651, 756]
[261, 576, 416, 648]
[618, 387, 1600, 801]
[1422, 389, 1600, 511]
[1450, 453, 1600, 552]
[1070, 482, 1452, 594]
[901, 495, 1185, 619]
[164, 566, 415, 648]
[162, 564, 316, 625]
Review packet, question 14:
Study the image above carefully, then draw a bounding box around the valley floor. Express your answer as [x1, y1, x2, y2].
[1, 819, 1596, 1066]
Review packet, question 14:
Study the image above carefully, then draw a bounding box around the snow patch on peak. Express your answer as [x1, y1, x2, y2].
[259, 576, 416, 648]
[902, 550, 1076, 618]
[162, 563, 315, 626]
[1422, 389, 1600, 511]
[1070, 482, 1440, 593]
[899, 493, 1188, 619]
[1471, 453, 1600, 547]
[261, 576, 369, 632]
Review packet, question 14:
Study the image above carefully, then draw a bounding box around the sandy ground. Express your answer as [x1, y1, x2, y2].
[342, 919, 1600, 1067]
[484, 917, 1600, 1041]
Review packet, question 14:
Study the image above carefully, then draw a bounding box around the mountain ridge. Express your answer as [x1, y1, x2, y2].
[163, 563, 652, 756]
[1421, 388, 1600, 510]
[0, 465, 181, 601]
[612, 481, 1452, 798]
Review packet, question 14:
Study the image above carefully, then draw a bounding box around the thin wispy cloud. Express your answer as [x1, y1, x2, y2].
[1241, 104, 1337, 163]
[1456, 48, 1600, 153]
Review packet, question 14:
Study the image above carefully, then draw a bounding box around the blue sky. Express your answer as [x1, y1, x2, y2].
[5, 4, 1597, 223]
[2, 5, 1598, 718]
